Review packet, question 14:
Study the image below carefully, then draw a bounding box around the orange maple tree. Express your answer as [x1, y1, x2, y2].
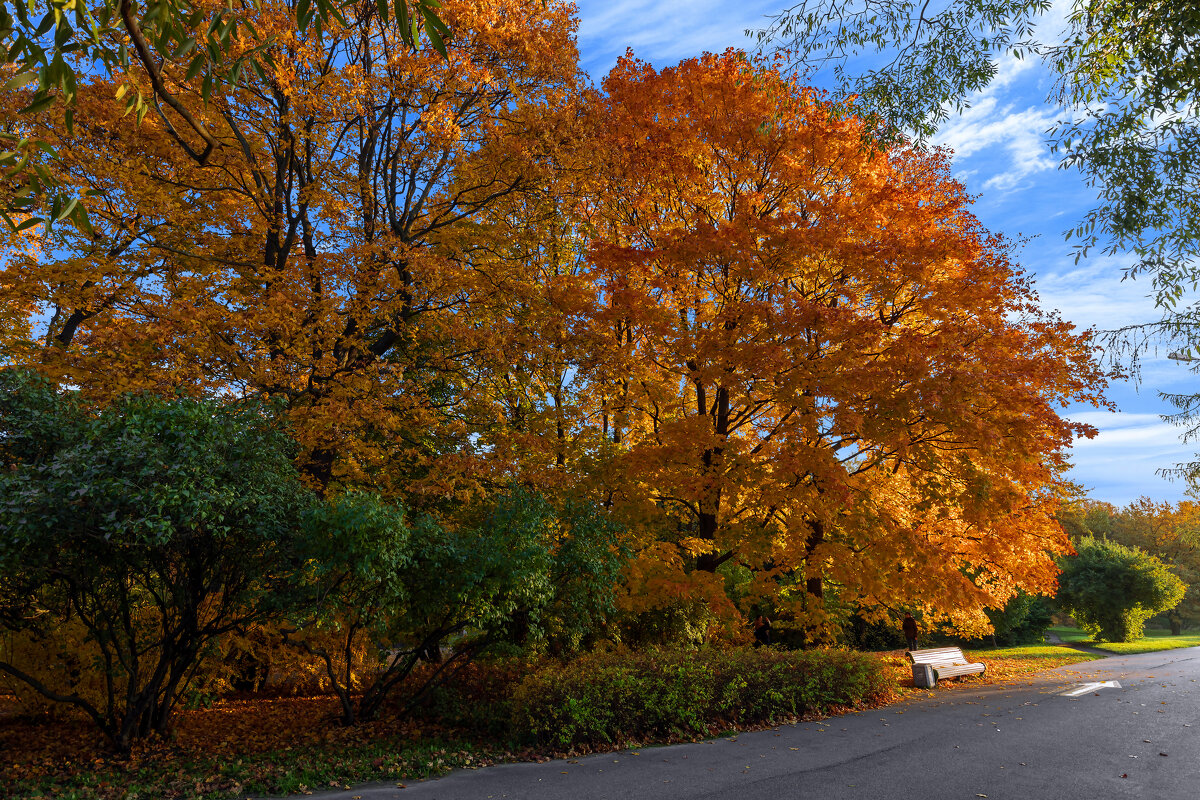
[0, 0, 583, 500]
[575, 50, 1109, 637]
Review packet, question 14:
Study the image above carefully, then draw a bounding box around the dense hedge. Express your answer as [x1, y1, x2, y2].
[509, 648, 890, 746]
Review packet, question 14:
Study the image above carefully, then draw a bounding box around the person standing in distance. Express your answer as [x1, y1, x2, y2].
[902, 613, 919, 651]
[753, 614, 772, 647]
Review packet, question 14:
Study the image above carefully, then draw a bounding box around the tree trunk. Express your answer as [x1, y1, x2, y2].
[804, 519, 825, 602]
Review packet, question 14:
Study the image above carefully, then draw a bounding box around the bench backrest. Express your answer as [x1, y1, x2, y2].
[909, 647, 969, 665]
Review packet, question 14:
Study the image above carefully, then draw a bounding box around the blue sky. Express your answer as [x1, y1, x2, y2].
[572, 0, 1196, 506]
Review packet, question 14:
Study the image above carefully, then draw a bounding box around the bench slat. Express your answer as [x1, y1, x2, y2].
[909, 647, 970, 664]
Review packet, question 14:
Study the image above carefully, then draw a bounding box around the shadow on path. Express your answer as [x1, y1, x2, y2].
[1045, 630, 1113, 657]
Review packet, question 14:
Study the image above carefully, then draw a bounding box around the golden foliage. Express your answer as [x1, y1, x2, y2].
[576, 50, 1109, 636]
[0, 13, 1110, 638]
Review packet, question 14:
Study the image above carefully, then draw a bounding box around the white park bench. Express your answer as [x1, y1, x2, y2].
[908, 646, 986, 688]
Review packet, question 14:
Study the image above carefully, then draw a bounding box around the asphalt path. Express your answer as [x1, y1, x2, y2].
[300, 647, 1200, 800]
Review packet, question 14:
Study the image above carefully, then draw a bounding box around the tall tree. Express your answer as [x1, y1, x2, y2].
[1056, 535, 1185, 642]
[1, 0, 583, 498]
[581, 50, 1108, 637]
[1060, 497, 1200, 633]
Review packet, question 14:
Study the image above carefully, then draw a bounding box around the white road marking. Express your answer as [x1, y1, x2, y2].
[1060, 680, 1121, 697]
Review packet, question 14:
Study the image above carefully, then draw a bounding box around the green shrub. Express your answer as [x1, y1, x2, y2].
[0, 386, 314, 751]
[287, 489, 630, 725]
[841, 613, 906, 651]
[510, 647, 889, 747]
[985, 592, 1054, 645]
[1057, 537, 1187, 642]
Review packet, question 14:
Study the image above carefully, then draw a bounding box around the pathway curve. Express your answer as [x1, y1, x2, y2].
[287, 647, 1200, 800]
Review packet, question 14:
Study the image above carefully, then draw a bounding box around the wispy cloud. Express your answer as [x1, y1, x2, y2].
[1031, 253, 1155, 331]
[935, 96, 1060, 192]
[1065, 411, 1190, 503]
[575, 0, 781, 78]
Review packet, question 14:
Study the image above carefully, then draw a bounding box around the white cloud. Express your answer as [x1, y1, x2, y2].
[987, 50, 1038, 92]
[1031, 253, 1154, 331]
[935, 96, 1060, 192]
[1064, 410, 1190, 504]
[1030, 254, 1200, 395]
[576, 0, 781, 77]
[1069, 411, 1179, 446]
[1035, 0, 1079, 47]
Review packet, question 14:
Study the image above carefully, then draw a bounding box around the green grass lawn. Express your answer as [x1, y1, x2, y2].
[1049, 625, 1200, 655]
[969, 643, 1097, 661]
[949, 643, 1103, 684]
[1091, 628, 1200, 655]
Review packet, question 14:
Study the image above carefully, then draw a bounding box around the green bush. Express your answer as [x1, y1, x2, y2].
[287, 489, 630, 725]
[985, 592, 1054, 645]
[0, 384, 314, 751]
[841, 614, 907, 651]
[510, 647, 889, 747]
[1057, 537, 1187, 642]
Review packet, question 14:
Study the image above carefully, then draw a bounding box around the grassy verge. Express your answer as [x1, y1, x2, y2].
[1046, 625, 1200, 655]
[846, 643, 1101, 696]
[0, 694, 505, 800]
[9, 737, 489, 800]
[960, 644, 1102, 683]
[1091, 629, 1200, 655]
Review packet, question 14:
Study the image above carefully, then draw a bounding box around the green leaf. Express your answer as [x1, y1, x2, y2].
[33, 10, 55, 37]
[53, 16, 74, 49]
[185, 51, 206, 80]
[173, 36, 198, 59]
[1, 71, 38, 92]
[248, 57, 266, 83]
[55, 195, 79, 223]
[21, 93, 56, 116]
[396, 0, 412, 45]
[60, 63, 76, 101]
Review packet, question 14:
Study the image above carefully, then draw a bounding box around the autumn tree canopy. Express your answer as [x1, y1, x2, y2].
[1, 0, 583, 500]
[756, 0, 1200, 478]
[575, 51, 1108, 637]
[1, 11, 1108, 640]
